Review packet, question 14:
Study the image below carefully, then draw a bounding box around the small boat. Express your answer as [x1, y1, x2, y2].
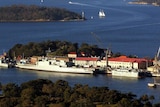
[99, 9, 105, 17]
[148, 83, 156, 88]
[148, 77, 159, 88]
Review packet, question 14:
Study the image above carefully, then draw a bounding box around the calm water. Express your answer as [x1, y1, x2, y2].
[0, 0, 160, 103]
[0, 0, 159, 57]
[1, 68, 160, 103]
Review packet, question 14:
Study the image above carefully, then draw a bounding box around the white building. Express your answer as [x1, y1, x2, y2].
[75, 57, 98, 67]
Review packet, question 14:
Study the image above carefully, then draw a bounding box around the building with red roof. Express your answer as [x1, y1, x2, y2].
[108, 56, 149, 69]
[68, 52, 77, 58]
[74, 56, 151, 69]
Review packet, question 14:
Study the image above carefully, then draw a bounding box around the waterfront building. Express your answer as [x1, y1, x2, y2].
[75, 57, 98, 68]
[108, 56, 148, 69]
[68, 52, 77, 58]
[74, 56, 151, 69]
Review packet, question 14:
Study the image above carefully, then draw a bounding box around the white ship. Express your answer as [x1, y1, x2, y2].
[99, 9, 105, 17]
[16, 58, 94, 74]
[111, 68, 143, 78]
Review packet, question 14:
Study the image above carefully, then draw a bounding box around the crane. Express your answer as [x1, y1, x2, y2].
[91, 32, 103, 49]
[91, 32, 112, 69]
[91, 32, 111, 57]
[152, 47, 160, 73]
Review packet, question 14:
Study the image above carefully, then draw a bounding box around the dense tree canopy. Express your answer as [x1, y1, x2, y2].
[0, 5, 83, 22]
[0, 79, 158, 107]
[8, 40, 104, 59]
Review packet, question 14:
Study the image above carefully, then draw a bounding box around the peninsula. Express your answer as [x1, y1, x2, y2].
[0, 5, 84, 22]
[129, 0, 160, 6]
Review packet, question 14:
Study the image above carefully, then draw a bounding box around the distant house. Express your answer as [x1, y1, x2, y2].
[68, 52, 77, 58]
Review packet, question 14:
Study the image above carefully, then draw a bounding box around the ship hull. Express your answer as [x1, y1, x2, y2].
[16, 63, 94, 74]
[112, 68, 140, 78]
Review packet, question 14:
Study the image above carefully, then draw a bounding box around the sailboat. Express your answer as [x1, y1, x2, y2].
[99, 9, 105, 17]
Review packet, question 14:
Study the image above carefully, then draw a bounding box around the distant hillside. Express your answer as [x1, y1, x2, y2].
[129, 0, 160, 6]
[0, 5, 84, 22]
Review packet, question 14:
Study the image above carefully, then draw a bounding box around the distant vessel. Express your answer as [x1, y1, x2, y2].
[41, 0, 43, 3]
[148, 77, 158, 88]
[69, 1, 73, 4]
[16, 58, 94, 74]
[99, 9, 105, 17]
[148, 82, 156, 88]
[111, 68, 144, 78]
[81, 11, 85, 19]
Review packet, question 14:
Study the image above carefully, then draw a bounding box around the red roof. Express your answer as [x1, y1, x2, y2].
[108, 56, 147, 63]
[68, 52, 77, 54]
[75, 57, 98, 61]
[68, 52, 85, 54]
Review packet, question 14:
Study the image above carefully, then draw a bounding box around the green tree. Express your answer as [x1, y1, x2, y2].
[116, 98, 131, 107]
[79, 43, 92, 57]
[42, 83, 54, 97]
[140, 94, 149, 103]
[54, 80, 69, 98]
[2, 83, 20, 97]
[63, 87, 72, 103]
[0, 98, 18, 107]
[20, 87, 36, 102]
[131, 99, 143, 107]
[69, 92, 79, 102]
[34, 95, 49, 107]
[149, 95, 155, 104]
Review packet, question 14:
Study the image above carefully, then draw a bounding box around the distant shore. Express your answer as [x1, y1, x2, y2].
[0, 18, 85, 23]
[128, 1, 160, 6]
[0, 5, 84, 22]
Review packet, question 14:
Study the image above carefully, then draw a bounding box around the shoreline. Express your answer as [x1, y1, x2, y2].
[0, 18, 85, 23]
[128, 1, 160, 6]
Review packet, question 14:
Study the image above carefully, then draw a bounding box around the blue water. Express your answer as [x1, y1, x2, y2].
[0, 0, 159, 57]
[0, 0, 160, 103]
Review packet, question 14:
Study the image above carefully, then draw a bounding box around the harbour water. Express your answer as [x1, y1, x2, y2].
[0, 0, 160, 57]
[0, 0, 160, 103]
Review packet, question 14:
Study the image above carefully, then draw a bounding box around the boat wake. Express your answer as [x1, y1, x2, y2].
[105, 22, 160, 32]
[68, 1, 94, 7]
[69, 1, 88, 6]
